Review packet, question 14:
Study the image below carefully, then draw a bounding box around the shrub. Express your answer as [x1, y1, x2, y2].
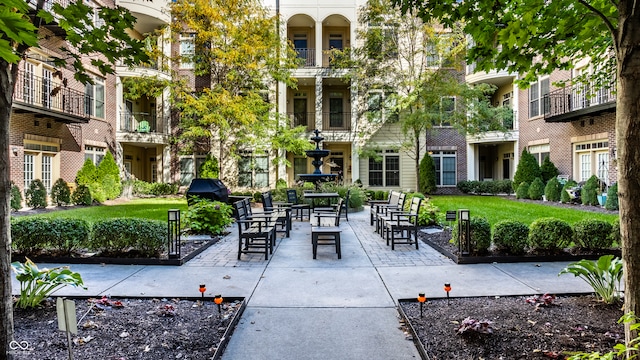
[90, 218, 166, 257]
[198, 153, 219, 179]
[451, 216, 491, 254]
[492, 220, 529, 254]
[132, 180, 179, 196]
[544, 177, 562, 202]
[276, 178, 287, 189]
[11, 258, 85, 309]
[581, 175, 600, 206]
[75, 158, 98, 185]
[540, 156, 559, 183]
[72, 184, 93, 205]
[418, 200, 439, 226]
[495, 179, 513, 195]
[528, 217, 573, 252]
[419, 154, 437, 194]
[559, 255, 623, 304]
[515, 182, 530, 199]
[605, 183, 619, 210]
[50, 178, 71, 206]
[183, 197, 234, 235]
[25, 179, 47, 209]
[10, 182, 22, 211]
[11, 218, 51, 254]
[560, 179, 578, 203]
[610, 220, 621, 247]
[513, 149, 541, 191]
[528, 177, 545, 200]
[48, 218, 91, 255]
[97, 152, 121, 200]
[457, 180, 473, 194]
[573, 219, 614, 250]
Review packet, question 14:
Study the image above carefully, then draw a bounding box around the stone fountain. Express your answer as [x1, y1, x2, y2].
[298, 129, 337, 189]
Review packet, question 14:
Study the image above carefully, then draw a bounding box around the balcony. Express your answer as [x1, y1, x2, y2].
[295, 48, 316, 67]
[12, 70, 90, 123]
[117, 112, 168, 145]
[288, 112, 316, 130]
[28, 0, 71, 36]
[322, 112, 351, 131]
[465, 64, 516, 87]
[116, 0, 170, 33]
[545, 81, 616, 123]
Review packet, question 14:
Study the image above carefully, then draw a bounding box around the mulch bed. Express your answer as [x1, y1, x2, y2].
[400, 295, 624, 359]
[12, 297, 244, 360]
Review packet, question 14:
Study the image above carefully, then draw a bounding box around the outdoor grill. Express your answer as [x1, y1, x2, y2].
[186, 178, 229, 205]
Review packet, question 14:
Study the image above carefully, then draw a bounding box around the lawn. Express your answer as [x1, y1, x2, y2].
[429, 195, 619, 226]
[27, 198, 189, 225]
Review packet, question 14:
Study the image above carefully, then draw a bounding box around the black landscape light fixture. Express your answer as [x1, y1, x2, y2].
[199, 284, 206, 299]
[417, 293, 426, 318]
[214, 294, 223, 314]
[458, 209, 470, 256]
[168, 209, 181, 259]
[444, 283, 451, 305]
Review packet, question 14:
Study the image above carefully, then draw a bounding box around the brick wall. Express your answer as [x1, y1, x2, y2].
[426, 127, 466, 195]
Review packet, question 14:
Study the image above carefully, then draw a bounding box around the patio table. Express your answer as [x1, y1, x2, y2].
[303, 192, 340, 209]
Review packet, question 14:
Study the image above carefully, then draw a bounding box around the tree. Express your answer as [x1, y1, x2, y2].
[419, 153, 437, 194]
[540, 156, 559, 183]
[168, 0, 311, 187]
[394, 0, 640, 347]
[334, 0, 512, 188]
[0, 0, 146, 356]
[512, 149, 541, 192]
[97, 152, 122, 200]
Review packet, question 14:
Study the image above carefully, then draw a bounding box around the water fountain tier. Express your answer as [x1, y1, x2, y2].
[297, 129, 337, 186]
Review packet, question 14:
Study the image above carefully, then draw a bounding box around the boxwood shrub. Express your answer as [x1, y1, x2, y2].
[528, 178, 545, 200]
[11, 218, 51, 254]
[528, 217, 573, 252]
[492, 220, 529, 255]
[572, 219, 613, 250]
[515, 182, 530, 199]
[451, 216, 491, 254]
[90, 218, 165, 257]
[72, 184, 92, 205]
[544, 177, 562, 202]
[48, 218, 91, 255]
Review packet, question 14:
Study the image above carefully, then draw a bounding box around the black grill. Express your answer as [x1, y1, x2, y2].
[186, 178, 229, 205]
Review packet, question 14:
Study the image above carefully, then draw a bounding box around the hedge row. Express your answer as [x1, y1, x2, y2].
[456, 180, 513, 195]
[11, 217, 166, 257]
[450, 217, 619, 255]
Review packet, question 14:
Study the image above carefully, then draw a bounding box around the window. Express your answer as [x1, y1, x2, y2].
[529, 78, 549, 118]
[180, 33, 195, 69]
[367, 23, 398, 60]
[179, 154, 207, 186]
[85, 145, 106, 165]
[294, 157, 307, 181]
[23, 140, 60, 193]
[528, 144, 550, 165]
[431, 151, 457, 186]
[85, 77, 105, 119]
[574, 140, 609, 183]
[367, 91, 398, 123]
[425, 41, 440, 67]
[368, 150, 399, 187]
[238, 153, 269, 188]
[440, 96, 455, 126]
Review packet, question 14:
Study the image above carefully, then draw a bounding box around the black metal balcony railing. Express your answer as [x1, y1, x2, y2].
[545, 80, 616, 121]
[13, 70, 89, 121]
[322, 112, 351, 131]
[295, 48, 315, 67]
[288, 112, 316, 129]
[120, 112, 161, 133]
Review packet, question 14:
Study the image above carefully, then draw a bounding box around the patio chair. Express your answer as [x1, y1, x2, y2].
[383, 196, 422, 250]
[286, 189, 311, 221]
[310, 198, 344, 259]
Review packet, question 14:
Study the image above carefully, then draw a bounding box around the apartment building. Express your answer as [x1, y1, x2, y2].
[519, 63, 617, 186]
[9, 0, 119, 194]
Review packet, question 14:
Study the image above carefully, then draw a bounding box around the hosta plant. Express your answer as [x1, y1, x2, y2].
[559, 255, 623, 304]
[11, 258, 86, 309]
[457, 317, 493, 335]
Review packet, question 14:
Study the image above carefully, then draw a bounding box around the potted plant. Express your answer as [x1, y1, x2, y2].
[597, 180, 608, 207]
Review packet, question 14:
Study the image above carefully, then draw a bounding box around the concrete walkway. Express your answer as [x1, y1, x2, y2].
[15, 207, 595, 359]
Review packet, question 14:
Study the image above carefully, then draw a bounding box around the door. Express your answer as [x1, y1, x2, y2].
[125, 100, 133, 131]
[503, 158, 510, 180]
[293, 37, 308, 63]
[293, 98, 307, 127]
[329, 97, 343, 128]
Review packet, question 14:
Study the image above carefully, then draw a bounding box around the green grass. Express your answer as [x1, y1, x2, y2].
[429, 195, 619, 226]
[27, 198, 188, 225]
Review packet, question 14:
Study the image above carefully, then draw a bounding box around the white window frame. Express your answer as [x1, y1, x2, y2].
[367, 150, 400, 187]
[431, 150, 457, 186]
[85, 145, 106, 165]
[180, 33, 195, 69]
[439, 96, 456, 126]
[367, 91, 397, 123]
[528, 144, 550, 165]
[179, 153, 207, 186]
[238, 152, 269, 188]
[529, 77, 550, 118]
[573, 140, 610, 183]
[23, 140, 60, 193]
[85, 76, 105, 119]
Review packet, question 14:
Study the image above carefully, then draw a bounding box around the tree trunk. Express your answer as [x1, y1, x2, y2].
[616, 0, 640, 349]
[0, 60, 15, 359]
[415, 128, 421, 191]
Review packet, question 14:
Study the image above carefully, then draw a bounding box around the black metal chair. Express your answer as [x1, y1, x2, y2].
[310, 198, 344, 259]
[233, 200, 275, 260]
[261, 191, 291, 237]
[383, 196, 423, 250]
[286, 189, 311, 221]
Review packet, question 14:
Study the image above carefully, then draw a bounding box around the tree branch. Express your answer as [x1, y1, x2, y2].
[576, 0, 618, 50]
